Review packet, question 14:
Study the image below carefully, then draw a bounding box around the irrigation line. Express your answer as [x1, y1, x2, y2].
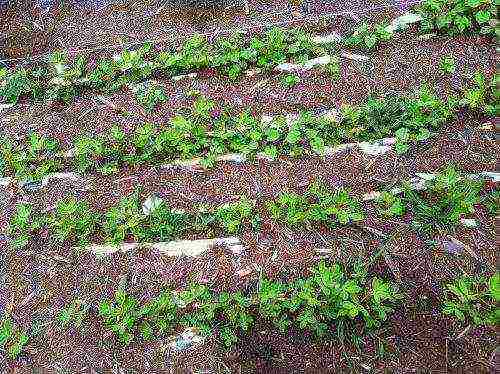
[0, 3, 398, 65]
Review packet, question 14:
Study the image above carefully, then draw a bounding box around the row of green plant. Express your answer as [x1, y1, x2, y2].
[416, 0, 496, 36]
[8, 190, 259, 248]
[8, 181, 365, 248]
[8, 167, 497, 251]
[1, 266, 497, 361]
[0, 27, 325, 105]
[65, 260, 400, 347]
[374, 166, 498, 234]
[3, 77, 497, 183]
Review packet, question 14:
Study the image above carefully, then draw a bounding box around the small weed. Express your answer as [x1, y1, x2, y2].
[281, 74, 300, 88]
[403, 166, 483, 234]
[439, 55, 456, 74]
[460, 71, 499, 115]
[482, 188, 499, 216]
[133, 81, 167, 112]
[442, 272, 499, 326]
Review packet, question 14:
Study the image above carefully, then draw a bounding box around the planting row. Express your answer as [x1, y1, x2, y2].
[1, 77, 497, 183]
[0, 0, 495, 106]
[1, 259, 498, 360]
[8, 167, 498, 249]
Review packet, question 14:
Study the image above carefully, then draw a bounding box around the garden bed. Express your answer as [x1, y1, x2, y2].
[0, 0, 498, 373]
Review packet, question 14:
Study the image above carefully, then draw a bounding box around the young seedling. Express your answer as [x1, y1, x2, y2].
[324, 56, 341, 80]
[442, 273, 499, 326]
[133, 81, 167, 112]
[439, 55, 456, 74]
[281, 74, 300, 88]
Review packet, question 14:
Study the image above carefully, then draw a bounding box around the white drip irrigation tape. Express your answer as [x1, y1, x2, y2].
[86, 237, 243, 257]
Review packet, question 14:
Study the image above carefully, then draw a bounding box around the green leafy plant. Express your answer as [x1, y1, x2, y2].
[442, 272, 499, 326]
[403, 166, 484, 233]
[344, 22, 393, 50]
[281, 74, 300, 88]
[0, 316, 29, 360]
[103, 190, 147, 244]
[324, 56, 341, 80]
[49, 198, 99, 245]
[0, 132, 62, 183]
[375, 191, 406, 217]
[439, 55, 456, 74]
[266, 181, 364, 227]
[0, 68, 41, 104]
[460, 71, 499, 115]
[482, 187, 499, 216]
[133, 81, 167, 112]
[417, 0, 495, 36]
[214, 198, 255, 234]
[57, 299, 90, 329]
[99, 290, 143, 345]
[8, 203, 44, 248]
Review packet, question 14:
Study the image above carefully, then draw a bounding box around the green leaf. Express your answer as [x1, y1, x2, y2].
[394, 141, 409, 154]
[489, 272, 500, 302]
[475, 10, 491, 24]
[416, 128, 431, 141]
[364, 35, 377, 49]
[266, 127, 281, 142]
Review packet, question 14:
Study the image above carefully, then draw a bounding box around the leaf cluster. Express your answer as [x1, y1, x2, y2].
[266, 181, 365, 227]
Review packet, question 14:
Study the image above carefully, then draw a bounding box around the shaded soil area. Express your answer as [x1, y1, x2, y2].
[0, 0, 398, 61]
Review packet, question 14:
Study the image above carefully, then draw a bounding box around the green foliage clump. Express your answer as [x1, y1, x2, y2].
[280, 74, 300, 88]
[459, 71, 499, 116]
[442, 272, 499, 326]
[266, 181, 364, 227]
[439, 55, 456, 74]
[403, 166, 484, 234]
[94, 261, 399, 348]
[49, 199, 100, 245]
[0, 315, 29, 360]
[417, 0, 495, 36]
[344, 22, 393, 50]
[323, 56, 341, 80]
[133, 81, 167, 112]
[57, 299, 90, 329]
[341, 87, 454, 154]
[0, 132, 62, 182]
[8, 203, 44, 249]
[375, 191, 406, 217]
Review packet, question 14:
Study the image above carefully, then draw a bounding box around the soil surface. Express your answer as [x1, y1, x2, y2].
[0, 2, 498, 373]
